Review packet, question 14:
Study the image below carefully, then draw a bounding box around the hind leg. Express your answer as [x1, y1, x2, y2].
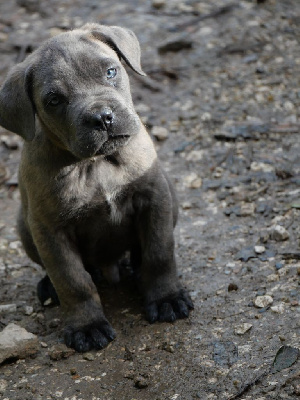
[18, 207, 59, 305]
[17, 207, 42, 265]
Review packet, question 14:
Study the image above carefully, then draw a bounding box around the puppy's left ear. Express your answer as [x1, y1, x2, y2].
[83, 23, 147, 76]
[0, 63, 35, 141]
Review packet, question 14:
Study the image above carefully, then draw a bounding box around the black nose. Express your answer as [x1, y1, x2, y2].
[89, 107, 114, 130]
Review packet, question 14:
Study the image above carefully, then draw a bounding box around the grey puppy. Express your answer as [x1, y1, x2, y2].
[0, 23, 193, 352]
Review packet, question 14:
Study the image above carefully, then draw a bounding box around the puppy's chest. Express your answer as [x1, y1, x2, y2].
[56, 162, 134, 224]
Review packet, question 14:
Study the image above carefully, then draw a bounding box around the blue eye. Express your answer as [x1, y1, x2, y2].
[107, 68, 117, 79]
[47, 94, 63, 107]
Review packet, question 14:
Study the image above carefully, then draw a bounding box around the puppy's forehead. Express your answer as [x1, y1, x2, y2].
[34, 32, 120, 88]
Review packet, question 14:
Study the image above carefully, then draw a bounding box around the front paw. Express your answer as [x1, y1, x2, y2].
[145, 289, 194, 324]
[64, 320, 116, 353]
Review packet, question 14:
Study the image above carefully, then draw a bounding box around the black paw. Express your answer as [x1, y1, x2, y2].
[37, 275, 60, 306]
[145, 289, 194, 324]
[64, 320, 116, 353]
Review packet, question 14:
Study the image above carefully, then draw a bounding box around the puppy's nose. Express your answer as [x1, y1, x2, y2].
[90, 107, 114, 130]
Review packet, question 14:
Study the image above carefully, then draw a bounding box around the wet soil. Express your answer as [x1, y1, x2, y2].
[0, 0, 299, 399]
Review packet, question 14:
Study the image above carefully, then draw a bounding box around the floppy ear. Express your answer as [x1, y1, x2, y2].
[0, 63, 35, 141]
[82, 23, 146, 76]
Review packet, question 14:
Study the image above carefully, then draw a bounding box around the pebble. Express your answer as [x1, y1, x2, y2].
[254, 245, 265, 254]
[270, 303, 285, 314]
[271, 225, 290, 241]
[151, 126, 169, 141]
[181, 201, 192, 209]
[275, 262, 284, 270]
[267, 274, 279, 282]
[254, 295, 273, 308]
[0, 304, 17, 314]
[23, 306, 34, 316]
[0, 323, 39, 364]
[184, 172, 202, 189]
[48, 344, 75, 361]
[134, 375, 149, 389]
[186, 150, 204, 162]
[151, 0, 165, 9]
[0, 33, 8, 42]
[240, 203, 256, 216]
[234, 323, 253, 335]
[201, 112, 212, 121]
[190, 177, 202, 189]
[250, 162, 274, 173]
[284, 100, 295, 111]
[0, 379, 8, 394]
[83, 352, 95, 361]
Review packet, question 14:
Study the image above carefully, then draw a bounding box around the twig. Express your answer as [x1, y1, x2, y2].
[227, 369, 270, 400]
[174, 3, 240, 32]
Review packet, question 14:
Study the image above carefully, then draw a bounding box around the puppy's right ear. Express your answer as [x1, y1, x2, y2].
[0, 64, 35, 141]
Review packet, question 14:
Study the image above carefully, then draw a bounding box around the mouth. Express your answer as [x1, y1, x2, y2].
[94, 134, 131, 156]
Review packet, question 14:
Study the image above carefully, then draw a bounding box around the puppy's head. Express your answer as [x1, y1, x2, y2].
[0, 24, 146, 159]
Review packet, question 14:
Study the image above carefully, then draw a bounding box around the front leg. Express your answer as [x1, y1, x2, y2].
[135, 172, 194, 323]
[31, 223, 116, 352]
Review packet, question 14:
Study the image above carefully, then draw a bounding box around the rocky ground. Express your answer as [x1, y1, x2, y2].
[0, 0, 300, 399]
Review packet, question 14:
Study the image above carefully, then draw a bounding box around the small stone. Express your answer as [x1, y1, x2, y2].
[271, 225, 289, 241]
[190, 177, 202, 189]
[152, 0, 165, 9]
[250, 162, 274, 173]
[270, 303, 285, 314]
[151, 126, 169, 141]
[254, 245, 265, 254]
[181, 201, 192, 209]
[70, 367, 77, 375]
[0, 33, 8, 42]
[0, 323, 39, 364]
[234, 323, 253, 335]
[40, 342, 48, 348]
[201, 112, 212, 121]
[0, 379, 8, 394]
[186, 150, 204, 162]
[49, 319, 60, 328]
[228, 283, 238, 292]
[124, 369, 135, 379]
[134, 375, 149, 389]
[254, 295, 273, 308]
[0, 304, 17, 314]
[48, 344, 75, 361]
[275, 262, 284, 270]
[240, 203, 255, 216]
[49, 27, 65, 37]
[184, 172, 202, 189]
[24, 306, 34, 316]
[260, 232, 270, 243]
[83, 352, 95, 361]
[267, 274, 279, 282]
[284, 100, 295, 111]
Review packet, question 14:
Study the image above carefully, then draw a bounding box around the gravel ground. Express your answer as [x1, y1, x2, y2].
[0, 0, 299, 399]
